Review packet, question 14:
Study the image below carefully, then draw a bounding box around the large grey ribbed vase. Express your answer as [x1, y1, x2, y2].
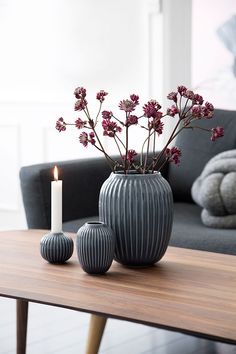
[76, 222, 115, 274]
[99, 172, 173, 266]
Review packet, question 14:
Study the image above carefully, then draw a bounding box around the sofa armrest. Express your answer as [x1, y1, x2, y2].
[20, 157, 111, 229]
[20, 155, 169, 229]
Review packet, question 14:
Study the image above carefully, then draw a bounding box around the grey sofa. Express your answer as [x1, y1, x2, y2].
[20, 109, 236, 255]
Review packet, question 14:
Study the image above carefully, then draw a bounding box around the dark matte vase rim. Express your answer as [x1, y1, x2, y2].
[84, 221, 105, 228]
[111, 171, 161, 178]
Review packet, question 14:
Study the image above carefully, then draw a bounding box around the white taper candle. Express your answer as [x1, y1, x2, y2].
[51, 166, 62, 233]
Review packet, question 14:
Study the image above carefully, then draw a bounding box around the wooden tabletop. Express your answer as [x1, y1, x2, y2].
[0, 230, 235, 344]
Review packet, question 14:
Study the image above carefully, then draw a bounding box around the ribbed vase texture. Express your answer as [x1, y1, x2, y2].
[99, 172, 173, 266]
[40, 232, 74, 264]
[76, 222, 115, 274]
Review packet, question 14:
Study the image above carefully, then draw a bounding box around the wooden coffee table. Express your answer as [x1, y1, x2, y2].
[0, 230, 235, 354]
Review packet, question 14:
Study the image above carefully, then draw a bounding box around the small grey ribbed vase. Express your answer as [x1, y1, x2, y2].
[76, 222, 115, 274]
[99, 172, 173, 266]
[40, 232, 74, 264]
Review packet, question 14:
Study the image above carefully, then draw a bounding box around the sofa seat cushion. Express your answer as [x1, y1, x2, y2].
[63, 216, 99, 234]
[170, 202, 236, 255]
[63, 203, 236, 256]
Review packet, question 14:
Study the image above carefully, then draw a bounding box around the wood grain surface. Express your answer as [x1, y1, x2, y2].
[0, 230, 235, 344]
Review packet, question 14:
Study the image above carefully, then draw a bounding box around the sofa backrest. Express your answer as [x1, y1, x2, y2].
[20, 154, 169, 229]
[167, 109, 236, 202]
[20, 157, 111, 229]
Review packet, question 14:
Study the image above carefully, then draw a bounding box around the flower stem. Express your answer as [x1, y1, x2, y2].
[114, 136, 125, 168]
[94, 102, 102, 126]
[124, 113, 129, 174]
[150, 118, 182, 171]
[143, 120, 151, 173]
[114, 133, 126, 149]
[92, 144, 116, 169]
[112, 115, 125, 126]
[140, 129, 155, 169]
[152, 132, 156, 173]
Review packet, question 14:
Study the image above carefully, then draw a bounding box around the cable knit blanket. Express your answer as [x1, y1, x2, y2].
[191, 150, 236, 228]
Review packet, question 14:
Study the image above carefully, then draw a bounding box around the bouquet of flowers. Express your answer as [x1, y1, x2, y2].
[56, 85, 224, 174]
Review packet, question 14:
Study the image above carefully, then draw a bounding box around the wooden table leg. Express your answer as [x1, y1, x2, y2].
[16, 299, 28, 354]
[85, 314, 107, 354]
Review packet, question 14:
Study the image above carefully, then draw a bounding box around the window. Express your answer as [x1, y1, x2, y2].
[192, 0, 236, 109]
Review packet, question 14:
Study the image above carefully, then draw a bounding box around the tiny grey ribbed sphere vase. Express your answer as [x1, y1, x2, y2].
[40, 232, 74, 264]
[76, 222, 115, 274]
[99, 172, 173, 266]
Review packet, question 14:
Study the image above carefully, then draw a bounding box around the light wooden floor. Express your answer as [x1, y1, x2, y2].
[0, 297, 235, 354]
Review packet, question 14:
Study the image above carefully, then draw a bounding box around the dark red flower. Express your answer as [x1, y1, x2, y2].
[125, 115, 138, 127]
[205, 102, 214, 111]
[75, 118, 87, 129]
[148, 118, 164, 135]
[177, 86, 187, 96]
[74, 99, 87, 111]
[102, 119, 122, 137]
[122, 149, 137, 163]
[166, 146, 182, 165]
[119, 99, 136, 113]
[143, 100, 162, 118]
[184, 90, 194, 100]
[79, 132, 88, 147]
[56, 117, 66, 132]
[74, 87, 86, 99]
[102, 111, 113, 120]
[211, 127, 224, 141]
[193, 94, 204, 105]
[96, 90, 108, 102]
[167, 105, 179, 117]
[201, 102, 214, 119]
[167, 92, 178, 103]
[191, 105, 203, 118]
[130, 94, 139, 105]
[202, 107, 214, 119]
[191, 101, 215, 120]
[89, 132, 96, 145]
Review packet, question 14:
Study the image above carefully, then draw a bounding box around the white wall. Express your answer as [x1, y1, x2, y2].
[4, 0, 234, 230]
[0, 0, 162, 229]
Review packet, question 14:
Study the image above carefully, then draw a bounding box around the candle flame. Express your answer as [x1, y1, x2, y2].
[54, 166, 59, 181]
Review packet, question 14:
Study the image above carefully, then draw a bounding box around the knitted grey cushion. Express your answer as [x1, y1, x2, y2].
[191, 150, 236, 228]
[167, 109, 236, 202]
